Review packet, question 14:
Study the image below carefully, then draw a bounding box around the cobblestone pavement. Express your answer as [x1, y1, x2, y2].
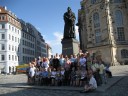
[0, 65, 128, 96]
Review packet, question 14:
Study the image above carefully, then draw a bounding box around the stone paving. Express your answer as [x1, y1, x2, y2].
[0, 65, 128, 96]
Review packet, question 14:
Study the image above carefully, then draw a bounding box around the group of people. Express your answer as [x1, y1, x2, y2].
[26, 52, 112, 93]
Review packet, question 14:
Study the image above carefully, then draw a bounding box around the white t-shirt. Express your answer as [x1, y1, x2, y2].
[29, 67, 36, 77]
[99, 64, 105, 74]
[89, 76, 97, 89]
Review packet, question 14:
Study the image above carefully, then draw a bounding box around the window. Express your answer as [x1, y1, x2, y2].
[23, 33, 24, 37]
[115, 10, 123, 26]
[117, 27, 125, 41]
[9, 55, 11, 60]
[1, 44, 5, 50]
[1, 55, 5, 61]
[121, 49, 128, 58]
[93, 12, 100, 28]
[12, 27, 14, 31]
[18, 47, 19, 52]
[18, 30, 19, 34]
[95, 29, 101, 43]
[2, 24, 5, 29]
[12, 36, 14, 41]
[1, 34, 5, 39]
[12, 55, 14, 61]
[12, 46, 14, 51]
[15, 28, 17, 33]
[93, 12, 101, 43]
[9, 25, 11, 30]
[9, 45, 11, 50]
[15, 46, 17, 51]
[2, 15, 5, 20]
[91, 0, 96, 4]
[9, 34, 11, 40]
[15, 56, 17, 61]
[15, 37, 17, 42]
[18, 38, 20, 43]
[22, 40, 24, 45]
[114, 0, 123, 3]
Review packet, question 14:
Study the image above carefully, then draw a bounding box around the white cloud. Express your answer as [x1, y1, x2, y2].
[45, 28, 79, 55]
[45, 32, 63, 55]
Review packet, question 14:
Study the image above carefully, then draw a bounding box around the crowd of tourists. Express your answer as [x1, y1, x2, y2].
[26, 52, 112, 92]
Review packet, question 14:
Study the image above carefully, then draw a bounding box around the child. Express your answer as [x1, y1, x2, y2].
[80, 69, 97, 93]
[70, 67, 76, 86]
[75, 67, 81, 86]
[79, 68, 87, 87]
[50, 68, 57, 86]
[99, 61, 107, 84]
[55, 69, 61, 86]
[60, 67, 65, 86]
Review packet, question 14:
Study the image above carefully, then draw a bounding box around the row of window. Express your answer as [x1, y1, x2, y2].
[22, 48, 35, 55]
[0, 54, 19, 61]
[9, 24, 20, 34]
[0, 15, 6, 21]
[22, 32, 35, 42]
[121, 49, 128, 58]
[22, 40, 35, 48]
[9, 34, 20, 43]
[8, 55, 19, 61]
[91, 0, 124, 4]
[92, 10, 125, 43]
[23, 56, 34, 63]
[7, 15, 20, 27]
[9, 45, 19, 52]
[0, 44, 20, 52]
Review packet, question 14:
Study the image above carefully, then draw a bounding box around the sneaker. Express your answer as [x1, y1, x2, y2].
[80, 90, 87, 93]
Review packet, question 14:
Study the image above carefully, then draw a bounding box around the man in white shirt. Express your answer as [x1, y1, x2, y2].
[80, 69, 97, 93]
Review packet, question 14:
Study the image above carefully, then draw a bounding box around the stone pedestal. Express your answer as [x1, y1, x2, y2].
[61, 38, 79, 56]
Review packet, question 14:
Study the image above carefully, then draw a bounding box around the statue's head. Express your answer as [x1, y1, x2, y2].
[67, 7, 71, 12]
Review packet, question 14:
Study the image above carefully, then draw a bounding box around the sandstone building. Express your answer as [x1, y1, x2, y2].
[78, 0, 128, 65]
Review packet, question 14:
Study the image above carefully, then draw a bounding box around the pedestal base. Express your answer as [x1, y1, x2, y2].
[61, 38, 79, 56]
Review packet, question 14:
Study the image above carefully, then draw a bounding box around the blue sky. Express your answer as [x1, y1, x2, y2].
[0, 0, 81, 55]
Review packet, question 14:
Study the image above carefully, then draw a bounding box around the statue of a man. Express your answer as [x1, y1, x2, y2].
[63, 7, 76, 39]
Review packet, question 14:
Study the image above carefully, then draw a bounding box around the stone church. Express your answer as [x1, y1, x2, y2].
[78, 0, 128, 65]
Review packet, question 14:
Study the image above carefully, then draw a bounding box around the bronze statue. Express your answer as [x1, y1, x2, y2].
[63, 7, 76, 39]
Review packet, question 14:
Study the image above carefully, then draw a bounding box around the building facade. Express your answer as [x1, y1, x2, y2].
[19, 19, 36, 64]
[0, 6, 22, 73]
[78, 0, 128, 65]
[0, 6, 47, 73]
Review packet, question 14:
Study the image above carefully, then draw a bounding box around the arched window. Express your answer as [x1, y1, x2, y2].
[114, 0, 123, 3]
[91, 0, 96, 4]
[93, 12, 101, 43]
[115, 10, 125, 41]
[121, 49, 128, 58]
[93, 12, 100, 28]
[115, 10, 123, 26]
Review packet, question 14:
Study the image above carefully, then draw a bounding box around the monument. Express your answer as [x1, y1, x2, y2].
[61, 7, 79, 56]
